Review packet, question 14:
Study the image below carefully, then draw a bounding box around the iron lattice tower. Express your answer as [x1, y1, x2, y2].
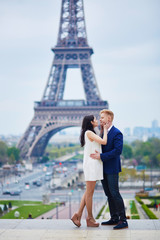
[17, 0, 108, 159]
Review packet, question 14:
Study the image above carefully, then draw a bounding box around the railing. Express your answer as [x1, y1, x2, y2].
[34, 100, 108, 108]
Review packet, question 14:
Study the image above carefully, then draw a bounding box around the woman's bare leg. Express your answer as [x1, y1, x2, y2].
[85, 181, 96, 218]
[71, 191, 86, 226]
[77, 191, 86, 219]
[71, 181, 96, 227]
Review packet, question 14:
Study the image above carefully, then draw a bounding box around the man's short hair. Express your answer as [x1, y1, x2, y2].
[100, 109, 114, 121]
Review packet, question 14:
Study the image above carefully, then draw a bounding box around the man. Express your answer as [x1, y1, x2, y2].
[90, 109, 128, 230]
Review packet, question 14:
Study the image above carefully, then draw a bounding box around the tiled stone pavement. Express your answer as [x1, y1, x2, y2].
[0, 220, 160, 240]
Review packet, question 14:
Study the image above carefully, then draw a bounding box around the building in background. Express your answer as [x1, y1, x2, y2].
[124, 120, 160, 142]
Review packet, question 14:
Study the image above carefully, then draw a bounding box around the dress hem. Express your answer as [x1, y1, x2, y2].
[84, 178, 103, 181]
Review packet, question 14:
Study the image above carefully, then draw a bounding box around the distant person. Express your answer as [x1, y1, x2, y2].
[27, 213, 33, 219]
[90, 109, 128, 230]
[154, 200, 157, 210]
[71, 115, 108, 227]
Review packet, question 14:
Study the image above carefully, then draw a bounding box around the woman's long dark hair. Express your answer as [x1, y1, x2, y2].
[80, 115, 96, 147]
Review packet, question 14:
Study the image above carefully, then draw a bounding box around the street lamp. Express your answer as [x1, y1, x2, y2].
[68, 192, 72, 219]
[0, 180, 3, 194]
[150, 160, 153, 188]
[142, 170, 145, 191]
[78, 188, 81, 206]
[55, 198, 59, 219]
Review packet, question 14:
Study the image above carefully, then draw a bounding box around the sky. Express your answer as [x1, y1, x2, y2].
[0, 0, 160, 136]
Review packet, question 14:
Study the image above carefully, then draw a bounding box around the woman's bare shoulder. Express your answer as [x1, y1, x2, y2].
[86, 130, 94, 142]
[86, 130, 94, 136]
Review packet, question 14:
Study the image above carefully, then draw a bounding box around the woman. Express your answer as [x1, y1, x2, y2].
[71, 115, 108, 227]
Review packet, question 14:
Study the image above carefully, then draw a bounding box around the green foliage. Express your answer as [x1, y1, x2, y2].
[130, 200, 138, 214]
[156, 153, 160, 167]
[119, 167, 137, 182]
[129, 138, 160, 167]
[38, 155, 49, 163]
[131, 215, 140, 219]
[0, 141, 21, 166]
[142, 204, 158, 219]
[0, 141, 8, 166]
[0, 200, 56, 219]
[122, 144, 133, 159]
[105, 206, 109, 212]
[68, 154, 83, 161]
[8, 202, 12, 209]
[135, 196, 158, 219]
[0, 141, 8, 156]
[7, 147, 20, 163]
[96, 205, 105, 219]
[119, 168, 128, 182]
[133, 141, 152, 162]
[0, 207, 3, 215]
[141, 197, 160, 207]
[135, 196, 143, 205]
[49, 145, 81, 159]
[141, 156, 150, 166]
[0, 200, 41, 207]
[3, 204, 8, 212]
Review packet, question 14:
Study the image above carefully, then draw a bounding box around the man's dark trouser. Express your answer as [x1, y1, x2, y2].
[101, 173, 126, 221]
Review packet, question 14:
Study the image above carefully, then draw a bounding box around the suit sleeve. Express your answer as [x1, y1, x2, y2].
[100, 132, 123, 162]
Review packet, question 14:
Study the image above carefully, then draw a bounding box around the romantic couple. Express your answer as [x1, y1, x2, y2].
[71, 109, 128, 230]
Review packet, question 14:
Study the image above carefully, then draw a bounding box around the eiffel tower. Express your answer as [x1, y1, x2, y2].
[17, 0, 108, 159]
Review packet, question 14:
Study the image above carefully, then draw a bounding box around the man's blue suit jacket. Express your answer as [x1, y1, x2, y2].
[100, 126, 123, 174]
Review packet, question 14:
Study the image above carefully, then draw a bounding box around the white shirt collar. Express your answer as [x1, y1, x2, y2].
[108, 125, 113, 133]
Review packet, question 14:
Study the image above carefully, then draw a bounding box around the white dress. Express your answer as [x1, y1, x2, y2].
[83, 131, 103, 181]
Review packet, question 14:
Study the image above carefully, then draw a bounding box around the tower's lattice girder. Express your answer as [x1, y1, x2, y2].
[17, 0, 108, 159]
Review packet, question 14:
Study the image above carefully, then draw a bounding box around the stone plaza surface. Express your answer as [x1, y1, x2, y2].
[0, 219, 160, 240]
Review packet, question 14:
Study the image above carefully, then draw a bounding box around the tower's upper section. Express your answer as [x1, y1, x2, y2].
[56, 0, 88, 48]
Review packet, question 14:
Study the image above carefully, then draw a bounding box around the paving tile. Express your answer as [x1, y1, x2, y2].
[153, 220, 160, 230]
[155, 231, 160, 240]
[0, 229, 45, 236]
[0, 229, 6, 234]
[0, 219, 22, 229]
[2, 229, 45, 238]
[107, 238, 130, 240]
[87, 237, 130, 240]
[0, 219, 160, 240]
[43, 229, 87, 238]
[87, 229, 130, 238]
[128, 220, 156, 230]
[131, 230, 157, 240]
[16, 219, 76, 230]
[42, 238, 86, 240]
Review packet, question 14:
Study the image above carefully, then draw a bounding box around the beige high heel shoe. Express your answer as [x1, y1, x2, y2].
[71, 213, 81, 227]
[86, 217, 99, 227]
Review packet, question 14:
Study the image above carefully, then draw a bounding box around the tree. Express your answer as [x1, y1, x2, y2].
[156, 153, 160, 167]
[7, 147, 20, 163]
[41, 156, 49, 163]
[148, 138, 160, 166]
[142, 156, 150, 167]
[0, 207, 3, 216]
[122, 144, 133, 159]
[3, 204, 8, 212]
[119, 168, 128, 182]
[8, 202, 12, 210]
[0, 141, 8, 166]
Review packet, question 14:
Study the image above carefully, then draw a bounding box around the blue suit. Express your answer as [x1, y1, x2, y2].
[100, 126, 126, 222]
[100, 126, 123, 174]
